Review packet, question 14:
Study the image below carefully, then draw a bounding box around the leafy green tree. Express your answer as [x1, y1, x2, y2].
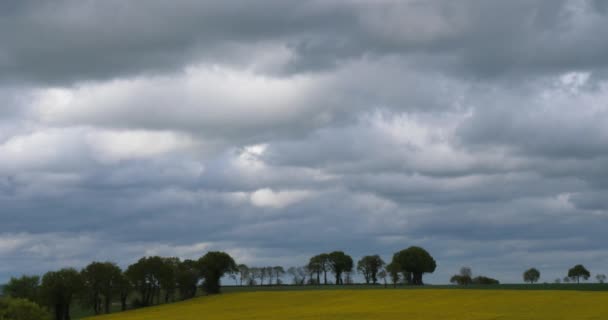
[3, 276, 40, 303]
[450, 267, 472, 286]
[472, 276, 500, 285]
[523, 268, 540, 284]
[307, 256, 323, 285]
[328, 251, 353, 285]
[197, 252, 237, 294]
[357, 255, 385, 284]
[391, 247, 436, 285]
[40, 268, 83, 320]
[596, 274, 606, 284]
[125, 256, 164, 306]
[159, 257, 180, 303]
[568, 265, 590, 284]
[0, 297, 51, 320]
[385, 262, 400, 287]
[114, 273, 131, 311]
[176, 259, 199, 300]
[81, 262, 122, 314]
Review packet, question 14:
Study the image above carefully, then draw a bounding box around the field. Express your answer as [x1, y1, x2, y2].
[86, 289, 608, 320]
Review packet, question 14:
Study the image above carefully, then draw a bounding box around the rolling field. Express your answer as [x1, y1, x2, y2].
[87, 289, 608, 320]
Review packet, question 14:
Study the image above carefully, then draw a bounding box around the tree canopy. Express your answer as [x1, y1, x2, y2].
[327, 251, 353, 285]
[197, 251, 237, 294]
[568, 265, 590, 284]
[391, 246, 436, 285]
[357, 255, 385, 285]
[523, 268, 540, 284]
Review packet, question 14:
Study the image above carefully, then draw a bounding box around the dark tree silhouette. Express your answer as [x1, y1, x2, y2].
[81, 261, 122, 315]
[523, 268, 540, 284]
[41, 268, 83, 320]
[197, 251, 237, 294]
[568, 265, 590, 284]
[328, 251, 353, 285]
[357, 255, 385, 284]
[391, 246, 436, 285]
[176, 259, 199, 300]
[4, 275, 40, 303]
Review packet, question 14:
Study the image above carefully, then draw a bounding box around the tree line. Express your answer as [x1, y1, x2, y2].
[1, 246, 436, 320]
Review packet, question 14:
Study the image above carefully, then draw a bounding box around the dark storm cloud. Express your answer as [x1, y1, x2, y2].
[2, 0, 608, 284]
[4, 0, 608, 85]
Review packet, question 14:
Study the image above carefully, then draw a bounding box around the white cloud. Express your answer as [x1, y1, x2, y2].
[250, 188, 313, 208]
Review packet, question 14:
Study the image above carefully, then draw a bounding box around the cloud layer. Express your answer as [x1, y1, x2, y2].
[2, 0, 608, 284]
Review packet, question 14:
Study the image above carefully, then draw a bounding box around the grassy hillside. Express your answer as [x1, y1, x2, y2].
[86, 289, 608, 320]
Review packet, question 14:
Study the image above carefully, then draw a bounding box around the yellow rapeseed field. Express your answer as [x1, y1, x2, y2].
[87, 289, 608, 320]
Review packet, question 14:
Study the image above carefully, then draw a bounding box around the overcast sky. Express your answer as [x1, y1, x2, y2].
[2, 0, 608, 284]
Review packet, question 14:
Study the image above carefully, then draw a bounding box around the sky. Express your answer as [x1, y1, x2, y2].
[1, 0, 608, 285]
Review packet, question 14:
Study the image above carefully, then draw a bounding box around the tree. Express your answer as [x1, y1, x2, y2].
[523, 268, 540, 284]
[377, 269, 388, 288]
[385, 262, 400, 287]
[391, 247, 436, 285]
[158, 257, 180, 303]
[272, 266, 285, 285]
[40, 268, 83, 320]
[4, 275, 40, 303]
[236, 264, 249, 286]
[357, 255, 385, 285]
[287, 267, 306, 285]
[0, 297, 51, 320]
[450, 267, 473, 286]
[568, 264, 590, 284]
[307, 256, 323, 285]
[596, 274, 606, 284]
[197, 251, 237, 294]
[126, 257, 162, 307]
[81, 261, 122, 315]
[114, 273, 131, 311]
[328, 251, 353, 285]
[472, 276, 499, 285]
[176, 259, 199, 300]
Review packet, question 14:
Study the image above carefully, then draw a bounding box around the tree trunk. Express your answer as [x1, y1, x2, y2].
[105, 296, 111, 314]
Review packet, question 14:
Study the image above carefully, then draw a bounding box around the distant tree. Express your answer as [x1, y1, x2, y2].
[554, 278, 561, 284]
[273, 266, 285, 285]
[307, 256, 323, 285]
[450, 267, 473, 286]
[287, 267, 306, 285]
[236, 264, 249, 286]
[568, 265, 590, 284]
[4, 275, 40, 303]
[377, 269, 388, 288]
[563, 276, 570, 283]
[197, 252, 237, 294]
[158, 257, 180, 303]
[328, 251, 353, 285]
[125, 256, 164, 306]
[596, 274, 606, 284]
[40, 268, 83, 320]
[385, 262, 400, 288]
[320, 254, 331, 285]
[248, 268, 261, 286]
[0, 297, 51, 320]
[176, 259, 199, 300]
[114, 273, 131, 311]
[391, 247, 436, 285]
[523, 268, 540, 284]
[81, 261, 122, 314]
[472, 276, 500, 285]
[357, 255, 385, 285]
